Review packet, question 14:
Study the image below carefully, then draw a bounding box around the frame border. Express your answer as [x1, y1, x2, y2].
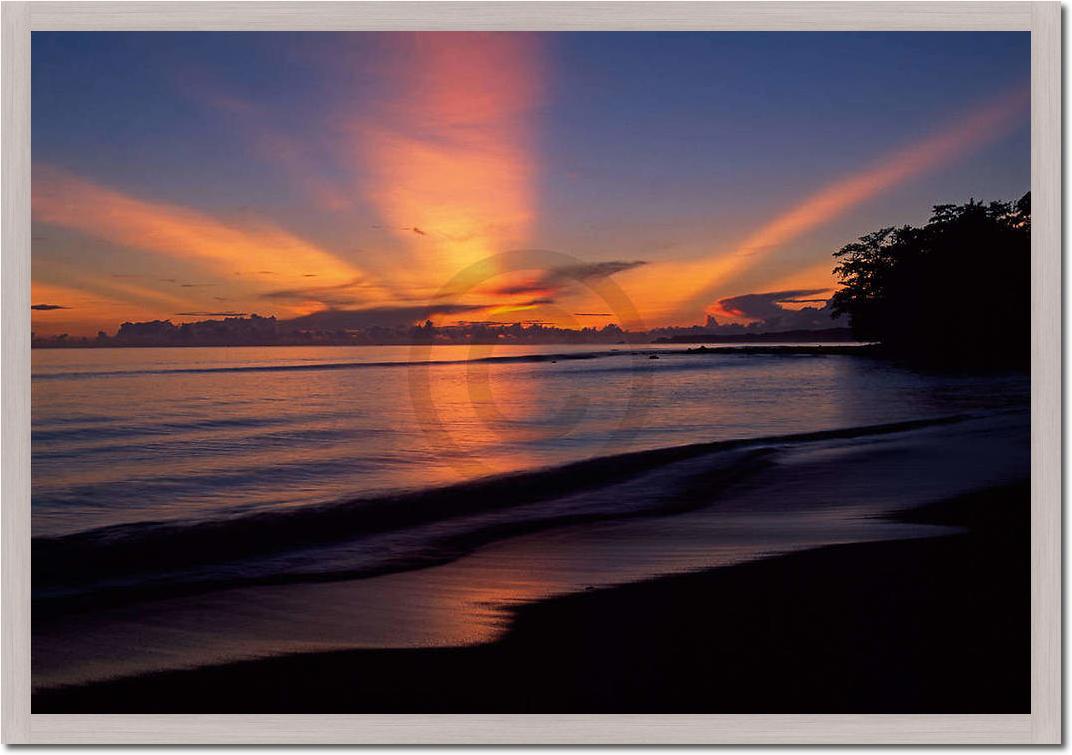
[2, 1, 1061, 744]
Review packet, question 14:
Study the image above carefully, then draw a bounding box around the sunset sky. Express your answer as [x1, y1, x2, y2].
[31, 32, 1029, 337]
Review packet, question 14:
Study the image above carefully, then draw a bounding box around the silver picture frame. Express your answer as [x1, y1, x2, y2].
[2, 1, 1061, 743]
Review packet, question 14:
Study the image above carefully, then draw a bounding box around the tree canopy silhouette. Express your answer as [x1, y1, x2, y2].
[830, 194, 1030, 368]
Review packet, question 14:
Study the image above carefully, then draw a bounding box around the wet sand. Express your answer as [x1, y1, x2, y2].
[35, 480, 1028, 713]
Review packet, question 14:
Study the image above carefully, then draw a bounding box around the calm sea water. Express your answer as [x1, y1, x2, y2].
[33, 344, 1028, 538]
[32, 344, 1033, 688]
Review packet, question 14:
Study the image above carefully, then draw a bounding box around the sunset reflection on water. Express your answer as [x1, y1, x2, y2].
[34, 345, 1027, 537]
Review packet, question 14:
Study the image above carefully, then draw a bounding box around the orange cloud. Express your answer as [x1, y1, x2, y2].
[30, 281, 166, 336]
[707, 299, 749, 321]
[33, 166, 371, 315]
[353, 33, 544, 287]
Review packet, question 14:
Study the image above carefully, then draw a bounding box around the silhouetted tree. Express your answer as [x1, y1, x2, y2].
[830, 194, 1030, 368]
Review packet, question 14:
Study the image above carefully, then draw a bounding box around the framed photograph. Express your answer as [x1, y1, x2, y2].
[3, 0, 1061, 745]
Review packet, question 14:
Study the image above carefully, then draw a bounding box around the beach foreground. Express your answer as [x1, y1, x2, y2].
[35, 478, 1027, 713]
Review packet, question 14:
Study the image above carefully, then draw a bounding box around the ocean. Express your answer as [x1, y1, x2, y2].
[32, 344, 1030, 689]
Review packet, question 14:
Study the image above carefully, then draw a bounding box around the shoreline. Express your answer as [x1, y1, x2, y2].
[34, 480, 1029, 713]
[32, 412, 974, 613]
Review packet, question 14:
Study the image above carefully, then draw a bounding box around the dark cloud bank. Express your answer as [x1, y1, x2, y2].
[31, 286, 846, 347]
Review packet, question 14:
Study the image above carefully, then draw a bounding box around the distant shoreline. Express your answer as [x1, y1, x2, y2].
[31, 323, 859, 349]
[31, 339, 871, 352]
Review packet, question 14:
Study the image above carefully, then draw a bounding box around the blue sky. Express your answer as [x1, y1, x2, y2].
[31, 31, 1029, 335]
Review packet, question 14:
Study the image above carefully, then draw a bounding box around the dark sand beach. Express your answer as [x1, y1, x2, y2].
[35, 480, 1028, 713]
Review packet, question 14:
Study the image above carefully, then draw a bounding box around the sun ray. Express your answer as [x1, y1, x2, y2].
[655, 86, 1030, 323]
[351, 33, 544, 289]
